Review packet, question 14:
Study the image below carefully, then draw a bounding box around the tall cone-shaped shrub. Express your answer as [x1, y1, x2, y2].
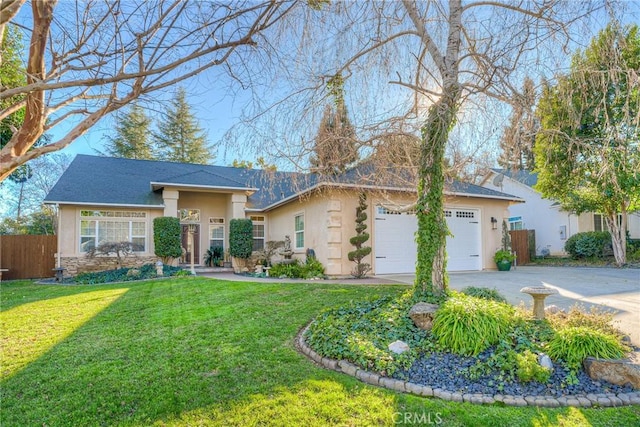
[348, 193, 372, 278]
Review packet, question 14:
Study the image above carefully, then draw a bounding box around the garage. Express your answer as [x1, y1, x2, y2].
[374, 206, 482, 274]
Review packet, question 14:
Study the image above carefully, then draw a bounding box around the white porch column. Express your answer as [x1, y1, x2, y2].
[162, 189, 180, 217]
[231, 193, 247, 218]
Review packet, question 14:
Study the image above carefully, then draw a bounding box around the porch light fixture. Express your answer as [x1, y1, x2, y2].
[491, 217, 498, 230]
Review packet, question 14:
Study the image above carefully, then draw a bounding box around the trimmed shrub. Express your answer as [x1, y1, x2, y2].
[564, 231, 611, 258]
[432, 292, 515, 356]
[153, 217, 182, 264]
[229, 218, 253, 259]
[546, 326, 627, 371]
[461, 286, 507, 303]
[348, 193, 372, 278]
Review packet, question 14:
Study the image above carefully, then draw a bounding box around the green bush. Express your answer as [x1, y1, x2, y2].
[516, 350, 552, 383]
[461, 286, 507, 303]
[546, 326, 627, 371]
[269, 258, 326, 279]
[564, 231, 611, 259]
[229, 219, 253, 259]
[153, 217, 182, 263]
[269, 259, 303, 278]
[302, 257, 325, 278]
[432, 292, 515, 356]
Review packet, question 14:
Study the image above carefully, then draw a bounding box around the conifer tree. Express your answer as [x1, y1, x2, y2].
[348, 193, 372, 278]
[103, 104, 155, 160]
[498, 77, 538, 171]
[309, 74, 358, 175]
[154, 87, 213, 164]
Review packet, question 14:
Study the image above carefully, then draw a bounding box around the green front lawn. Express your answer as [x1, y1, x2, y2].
[1, 278, 638, 426]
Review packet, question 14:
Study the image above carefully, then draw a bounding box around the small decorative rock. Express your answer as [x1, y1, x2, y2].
[409, 302, 439, 331]
[583, 352, 640, 389]
[538, 353, 554, 371]
[388, 340, 410, 354]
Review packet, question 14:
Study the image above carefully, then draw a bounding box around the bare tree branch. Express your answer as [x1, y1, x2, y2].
[1, 0, 295, 181]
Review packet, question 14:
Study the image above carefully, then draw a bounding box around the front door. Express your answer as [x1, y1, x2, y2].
[181, 224, 200, 264]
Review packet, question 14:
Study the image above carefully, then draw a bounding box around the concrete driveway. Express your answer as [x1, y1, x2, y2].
[381, 266, 640, 346]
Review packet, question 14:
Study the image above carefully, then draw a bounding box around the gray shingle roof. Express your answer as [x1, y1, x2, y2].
[45, 155, 521, 210]
[491, 168, 538, 187]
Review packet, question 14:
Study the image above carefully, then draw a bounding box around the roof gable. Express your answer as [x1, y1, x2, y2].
[490, 168, 538, 188]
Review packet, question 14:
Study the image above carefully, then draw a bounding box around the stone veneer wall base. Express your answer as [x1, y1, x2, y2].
[61, 256, 159, 276]
[296, 322, 640, 408]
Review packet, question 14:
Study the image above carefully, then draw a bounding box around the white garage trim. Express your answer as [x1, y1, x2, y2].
[374, 206, 482, 274]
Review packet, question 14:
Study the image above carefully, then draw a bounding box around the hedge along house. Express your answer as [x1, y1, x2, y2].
[45, 155, 523, 276]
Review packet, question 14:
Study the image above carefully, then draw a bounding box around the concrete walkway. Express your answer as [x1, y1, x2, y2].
[381, 266, 640, 346]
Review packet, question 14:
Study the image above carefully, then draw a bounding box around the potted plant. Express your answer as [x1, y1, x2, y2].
[494, 249, 516, 271]
[204, 246, 224, 267]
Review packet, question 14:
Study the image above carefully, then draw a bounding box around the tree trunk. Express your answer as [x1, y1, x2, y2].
[414, 89, 459, 298]
[606, 210, 627, 266]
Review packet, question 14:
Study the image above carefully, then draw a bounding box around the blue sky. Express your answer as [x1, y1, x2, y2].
[3, 1, 640, 221]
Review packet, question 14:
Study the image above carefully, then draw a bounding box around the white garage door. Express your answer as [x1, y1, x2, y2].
[374, 206, 482, 274]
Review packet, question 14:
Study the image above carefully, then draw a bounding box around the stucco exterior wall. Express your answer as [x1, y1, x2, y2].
[483, 175, 571, 255]
[268, 189, 512, 275]
[265, 192, 333, 269]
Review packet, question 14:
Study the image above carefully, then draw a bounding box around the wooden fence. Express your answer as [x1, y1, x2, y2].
[0, 235, 57, 280]
[509, 229, 535, 266]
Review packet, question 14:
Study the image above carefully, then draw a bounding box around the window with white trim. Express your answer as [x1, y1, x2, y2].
[509, 221, 524, 231]
[209, 218, 225, 250]
[250, 215, 265, 251]
[594, 214, 623, 232]
[294, 213, 304, 249]
[79, 210, 147, 252]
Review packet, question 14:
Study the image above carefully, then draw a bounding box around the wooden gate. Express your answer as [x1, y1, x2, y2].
[0, 235, 57, 280]
[509, 230, 534, 266]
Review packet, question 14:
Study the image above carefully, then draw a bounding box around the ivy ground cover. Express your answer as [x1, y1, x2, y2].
[1, 278, 638, 426]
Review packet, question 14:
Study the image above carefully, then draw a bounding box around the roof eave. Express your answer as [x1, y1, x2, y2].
[44, 201, 165, 209]
[445, 191, 524, 203]
[258, 182, 522, 211]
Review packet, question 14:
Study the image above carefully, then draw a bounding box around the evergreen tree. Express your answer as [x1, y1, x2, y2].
[102, 104, 155, 160]
[154, 88, 213, 164]
[348, 193, 372, 278]
[498, 77, 538, 171]
[310, 74, 358, 175]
